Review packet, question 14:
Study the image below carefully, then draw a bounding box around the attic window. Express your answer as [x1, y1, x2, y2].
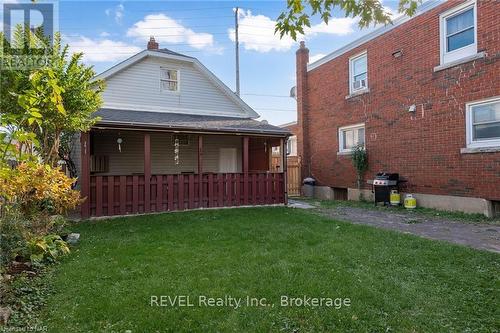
[160, 67, 179, 92]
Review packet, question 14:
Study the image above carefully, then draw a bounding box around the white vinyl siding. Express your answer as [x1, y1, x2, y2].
[90, 130, 243, 175]
[466, 97, 500, 149]
[287, 135, 297, 156]
[439, 1, 477, 65]
[339, 124, 365, 153]
[349, 52, 368, 94]
[101, 57, 248, 118]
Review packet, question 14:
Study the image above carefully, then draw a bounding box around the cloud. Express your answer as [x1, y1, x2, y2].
[127, 13, 219, 52]
[304, 18, 357, 36]
[64, 35, 141, 63]
[228, 10, 295, 53]
[105, 3, 125, 24]
[229, 10, 358, 53]
[309, 53, 326, 63]
[99, 31, 111, 37]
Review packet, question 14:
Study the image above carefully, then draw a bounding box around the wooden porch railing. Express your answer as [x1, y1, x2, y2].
[88, 172, 285, 217]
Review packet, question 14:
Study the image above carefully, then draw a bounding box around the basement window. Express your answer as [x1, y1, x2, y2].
[160, 67, 179, 92]
[466, 97, 500, 148]
[439, 1, 477, 65]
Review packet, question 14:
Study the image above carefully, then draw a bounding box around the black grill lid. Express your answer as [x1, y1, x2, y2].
[375, 172, 399, 180]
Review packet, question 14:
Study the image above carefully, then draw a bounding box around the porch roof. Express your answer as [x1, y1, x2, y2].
[94, 108, 290, 136]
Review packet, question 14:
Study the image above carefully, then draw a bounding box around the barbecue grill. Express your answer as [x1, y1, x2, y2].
[368, 173, 402, 205]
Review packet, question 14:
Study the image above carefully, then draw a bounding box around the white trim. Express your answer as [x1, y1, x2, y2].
[349, 51, 368, 94]
[433, 51, 485, 72]
[159, 67, 180, 93]
[307, 0, 444, 71]
[93, 50, 259, 119]
[338, 123, 365, 153]
[465, 96, 500, 149]
[439, 0, 477, 66]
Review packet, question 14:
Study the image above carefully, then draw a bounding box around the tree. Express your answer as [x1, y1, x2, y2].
[276, 0, 420, 40]
[351, 144, 368, 200]
[0, 28, 104, 168]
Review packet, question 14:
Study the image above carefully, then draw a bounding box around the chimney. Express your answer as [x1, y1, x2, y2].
[296, 41, 310, 179]
[147, 36, 159, 50]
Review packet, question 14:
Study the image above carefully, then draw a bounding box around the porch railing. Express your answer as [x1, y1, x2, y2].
[88, 172, 285, 217]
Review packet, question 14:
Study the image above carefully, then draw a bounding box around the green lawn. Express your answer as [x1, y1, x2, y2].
[40, 207, 499, 332]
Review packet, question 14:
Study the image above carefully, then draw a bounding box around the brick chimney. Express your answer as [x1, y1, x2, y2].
[147, 36, 159, 50]
[296, 41, 310, 180]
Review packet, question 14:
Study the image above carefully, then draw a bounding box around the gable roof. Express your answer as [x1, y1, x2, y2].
[94, 108, 290, 136]
[307, 0, 444, 71]
[94, 49, 259, 119]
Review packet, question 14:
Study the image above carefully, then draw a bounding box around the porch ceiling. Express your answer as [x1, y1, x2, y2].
[94, 108, 290, 136]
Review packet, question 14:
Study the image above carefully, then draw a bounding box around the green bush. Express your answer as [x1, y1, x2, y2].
[0, 210, 30, 268]
[28, 234, 70, 264]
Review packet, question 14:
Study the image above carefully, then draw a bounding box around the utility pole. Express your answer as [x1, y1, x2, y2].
[234, 6, 240, 96]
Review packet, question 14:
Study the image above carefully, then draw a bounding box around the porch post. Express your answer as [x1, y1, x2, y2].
[198, 135, 203, 207]
[80, 132, 90, 218]
[243, 136, 249, 204]
[144, 133, 151, 213]
[282, 138, 288, 205]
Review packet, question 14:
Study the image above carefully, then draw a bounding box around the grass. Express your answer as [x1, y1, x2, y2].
[37, 207, 499, 332]
[295, 197, 500, 224]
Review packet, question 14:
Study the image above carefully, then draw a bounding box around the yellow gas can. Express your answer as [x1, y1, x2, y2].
[404, 194, 417, 209]
[390, 190, 400, 206]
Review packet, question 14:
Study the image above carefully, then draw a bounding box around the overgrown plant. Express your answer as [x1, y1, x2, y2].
[351, 144, 368, 200]
[276, 0, 421, 40]
[1, 29, 104, 167]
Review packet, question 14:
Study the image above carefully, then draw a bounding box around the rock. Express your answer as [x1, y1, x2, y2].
[0, 307, 11, 325]
[66, 233, 80, 245]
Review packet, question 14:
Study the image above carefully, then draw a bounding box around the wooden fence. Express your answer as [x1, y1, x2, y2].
[287, 156, 301, 196]
[88, 172, 285, 217]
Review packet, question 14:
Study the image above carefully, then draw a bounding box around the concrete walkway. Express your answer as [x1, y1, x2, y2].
[293, 200, 500, 253]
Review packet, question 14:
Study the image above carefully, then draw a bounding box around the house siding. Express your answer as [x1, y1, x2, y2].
[90, 130, 243, 175]
[101, 57, 248, 118]
[297, 0, 500, 201]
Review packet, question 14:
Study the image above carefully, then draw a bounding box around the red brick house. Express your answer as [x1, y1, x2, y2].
[296, 0, 500, 216]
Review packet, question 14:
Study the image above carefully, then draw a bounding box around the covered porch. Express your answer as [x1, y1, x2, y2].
[80, 126, 288, 218]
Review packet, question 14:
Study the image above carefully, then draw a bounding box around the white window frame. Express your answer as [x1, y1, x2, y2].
[159, 67, 180, 93]
[349, 51, 368, 94]
[466, 96, 500, 149]
[338, 123, 365, 153]
[439, 0, 477, 66]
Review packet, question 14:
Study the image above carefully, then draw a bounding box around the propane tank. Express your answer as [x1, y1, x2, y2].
[390, 190, 401, 206]
[404, 194, 417, 209]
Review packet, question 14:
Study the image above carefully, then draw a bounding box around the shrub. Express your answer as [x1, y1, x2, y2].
[0, 211, 29, 268]
[28, 234, 70, 264]
[0, 162, 81, 219]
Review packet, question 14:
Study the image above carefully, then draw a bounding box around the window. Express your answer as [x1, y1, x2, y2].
[466, 97, 500, 148]
[160, 67, 179, 92]
[287, 136, 297, 156]
[349, 52, 367, 94]
[339, 124, 365, 153]
[440, 1, 477, 65]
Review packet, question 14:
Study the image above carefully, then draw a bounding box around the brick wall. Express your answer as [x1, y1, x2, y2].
[297, 0, 500, 200]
